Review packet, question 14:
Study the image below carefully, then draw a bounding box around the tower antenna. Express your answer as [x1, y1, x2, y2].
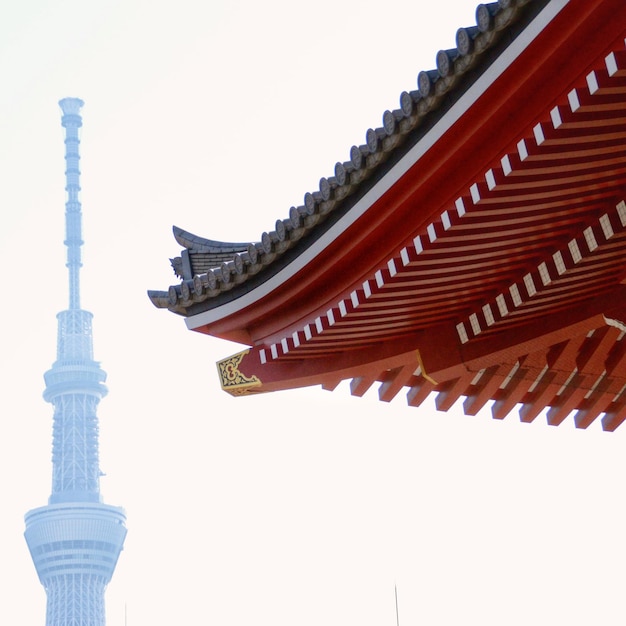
[395, 584, 400, 626]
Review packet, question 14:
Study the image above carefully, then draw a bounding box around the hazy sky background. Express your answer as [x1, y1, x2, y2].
[2, 1, 626, 625]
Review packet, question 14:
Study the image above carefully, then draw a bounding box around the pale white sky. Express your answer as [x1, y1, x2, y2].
[2, 1, 626, 625]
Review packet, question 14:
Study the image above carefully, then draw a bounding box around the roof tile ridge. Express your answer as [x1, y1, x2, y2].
[154, 0, 539, 313]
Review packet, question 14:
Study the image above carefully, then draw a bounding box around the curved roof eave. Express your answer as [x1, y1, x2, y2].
[178, 0, 565, 336]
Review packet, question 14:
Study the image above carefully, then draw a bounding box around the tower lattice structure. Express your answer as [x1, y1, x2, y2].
[25, 98, 127, 626]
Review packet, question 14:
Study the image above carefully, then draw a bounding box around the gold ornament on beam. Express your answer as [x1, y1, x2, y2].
[216, 350, 262, 396]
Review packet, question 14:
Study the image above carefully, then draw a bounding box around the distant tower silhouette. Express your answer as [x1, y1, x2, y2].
[24, 98, 127, 626]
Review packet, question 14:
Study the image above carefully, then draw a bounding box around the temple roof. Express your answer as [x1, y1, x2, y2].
[149, 0, 626, 430]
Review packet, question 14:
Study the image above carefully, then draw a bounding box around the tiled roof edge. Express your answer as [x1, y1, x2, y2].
[152, 0, 540, 314]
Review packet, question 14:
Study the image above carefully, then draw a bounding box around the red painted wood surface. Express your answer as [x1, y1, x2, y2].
[198, 1, 626, 429]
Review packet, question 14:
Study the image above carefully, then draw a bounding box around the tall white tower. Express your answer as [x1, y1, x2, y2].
[24, 98, 127, 626]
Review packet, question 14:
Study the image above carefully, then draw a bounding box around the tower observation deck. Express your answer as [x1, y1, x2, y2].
[24, 98, 127, 626]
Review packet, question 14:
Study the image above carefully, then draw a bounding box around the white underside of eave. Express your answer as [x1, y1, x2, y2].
[186, 0, 570, 333]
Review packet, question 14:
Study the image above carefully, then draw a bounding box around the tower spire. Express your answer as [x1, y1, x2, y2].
[24, 99, 127, 626]
[60, 97, 84, 310]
